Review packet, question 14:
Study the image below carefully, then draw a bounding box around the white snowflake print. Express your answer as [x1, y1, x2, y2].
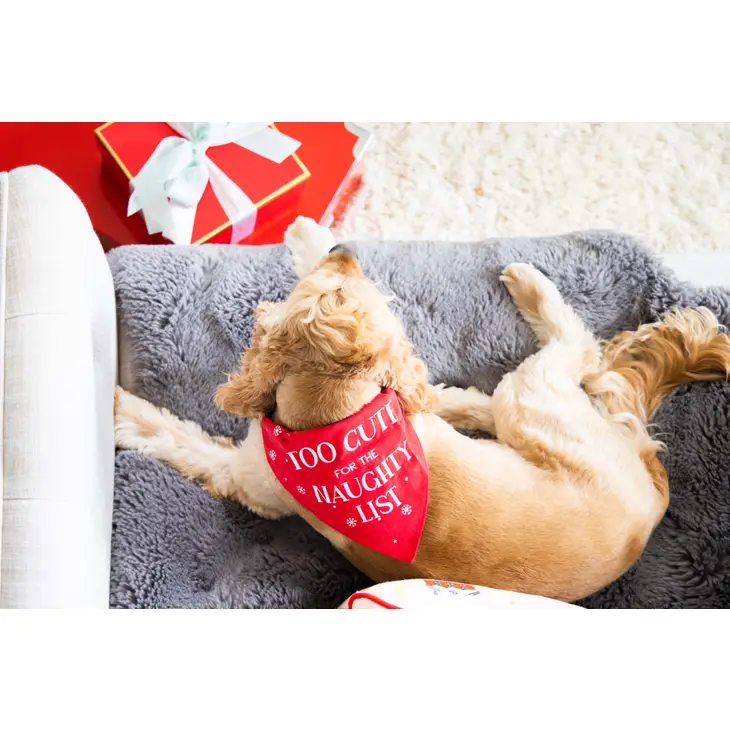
[268, 450, 276, 461]
[401, 504, 413, 516]
[273, 425, 282, 436]
[346, 517, 358, 528]
[297, 485, 306, 495]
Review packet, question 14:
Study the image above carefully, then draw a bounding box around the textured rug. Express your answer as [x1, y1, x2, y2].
[109, 231, 730, 608]
[335, 123, 730, 254]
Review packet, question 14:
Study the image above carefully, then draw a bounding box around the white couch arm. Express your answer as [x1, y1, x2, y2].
[661, 253, 730, 288]
[0, 166, 116, 608]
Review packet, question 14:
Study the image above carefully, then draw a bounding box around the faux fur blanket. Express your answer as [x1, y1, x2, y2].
[108, 232, 730, 608]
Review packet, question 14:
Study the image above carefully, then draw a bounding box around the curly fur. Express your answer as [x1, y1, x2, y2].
[115, 220, 730, 602]
[216, 249, 437, 423]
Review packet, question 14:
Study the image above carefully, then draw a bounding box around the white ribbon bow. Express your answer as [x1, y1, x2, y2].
[128, 122, 300, 245]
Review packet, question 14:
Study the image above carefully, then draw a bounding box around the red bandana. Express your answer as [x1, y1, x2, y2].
[262, 389, 428, 563]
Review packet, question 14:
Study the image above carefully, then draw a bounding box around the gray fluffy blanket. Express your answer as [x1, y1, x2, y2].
[108, 231, 730, 609]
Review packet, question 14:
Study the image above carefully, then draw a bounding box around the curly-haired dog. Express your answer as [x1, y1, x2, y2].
[115, 219, 730, 601]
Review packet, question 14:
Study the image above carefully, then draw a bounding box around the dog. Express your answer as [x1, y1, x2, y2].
[115, 218, 730, 602]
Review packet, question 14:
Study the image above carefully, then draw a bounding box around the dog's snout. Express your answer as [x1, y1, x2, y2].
[329, 243, 356, 257]
[325, 243, 361, 276]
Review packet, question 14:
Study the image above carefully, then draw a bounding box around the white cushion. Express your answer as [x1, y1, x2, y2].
[661, 253, 730, 288]
[0, 166, 117, 608]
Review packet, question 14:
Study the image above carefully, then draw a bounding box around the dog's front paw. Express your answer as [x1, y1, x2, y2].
[284, 216, 337, 277]
[433, 384, 479, 409]
[114, 385, 160, 452]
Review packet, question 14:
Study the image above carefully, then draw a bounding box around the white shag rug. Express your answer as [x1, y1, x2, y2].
[334, 123, 730, 254]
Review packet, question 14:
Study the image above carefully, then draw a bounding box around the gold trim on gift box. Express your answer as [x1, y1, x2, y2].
[95, 122, 310, 245]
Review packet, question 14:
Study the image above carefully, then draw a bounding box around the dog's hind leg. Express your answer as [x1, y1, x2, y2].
[491, 263, 609, 461]
[434, 265, 599, 435]
[500, 263, 602, 382]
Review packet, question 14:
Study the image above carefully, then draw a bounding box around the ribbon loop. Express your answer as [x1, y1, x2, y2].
[128, 122, 301, 245]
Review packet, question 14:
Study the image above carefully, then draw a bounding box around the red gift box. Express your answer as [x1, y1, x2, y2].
[0, 123, 373, 249]
[244, 122, 372, 246]
[95, 122, 311, 245]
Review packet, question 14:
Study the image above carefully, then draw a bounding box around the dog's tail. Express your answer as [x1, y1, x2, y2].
[598, 307, 730, 423]
[585, 307, 730, 501]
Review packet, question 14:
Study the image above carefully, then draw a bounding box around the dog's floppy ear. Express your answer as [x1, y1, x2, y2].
[381, 336, 437, 416]
[215, 303, 287, 419]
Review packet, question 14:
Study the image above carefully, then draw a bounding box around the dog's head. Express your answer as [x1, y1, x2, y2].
[215, 245, 435, 420]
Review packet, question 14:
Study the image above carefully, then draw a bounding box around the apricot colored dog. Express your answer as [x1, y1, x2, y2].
[115, 219, 730, 601]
